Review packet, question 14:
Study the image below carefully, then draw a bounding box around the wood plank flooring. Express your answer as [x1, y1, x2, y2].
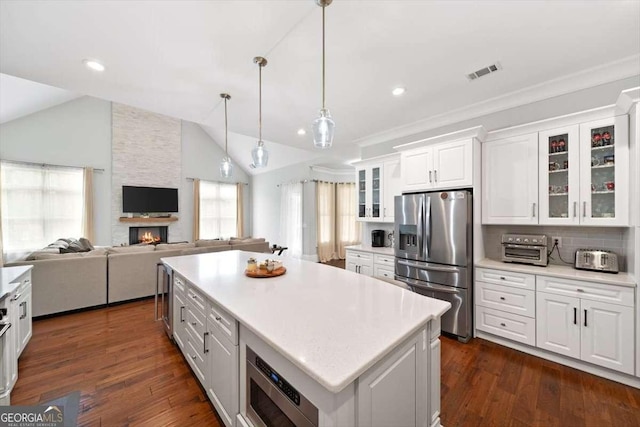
[11, 299, 640, 426]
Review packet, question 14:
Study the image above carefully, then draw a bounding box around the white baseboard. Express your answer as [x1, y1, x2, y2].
[476, 331, 640, 389]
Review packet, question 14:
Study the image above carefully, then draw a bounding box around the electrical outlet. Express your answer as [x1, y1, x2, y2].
[552, 236, 562, 248]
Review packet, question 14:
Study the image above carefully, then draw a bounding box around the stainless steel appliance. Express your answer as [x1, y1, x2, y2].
[575, 249, 619, 273]
[246, 346, 318, 427]
[155, 262, 173, 338]
[501, 234, 548, 266]
[394, 190, 472, 342]
[371, 229, 385, 247]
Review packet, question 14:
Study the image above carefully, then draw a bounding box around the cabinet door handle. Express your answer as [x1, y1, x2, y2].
[191, 322, 196, 326]
[434, 170, 438, 182]
[583, 202, 587, 218]
[532, 202, 536, 218]
[215, 316, 222, 321]
[203, 331, 209, 354]
[573, 202, 577, 218]
[500, 323, 506, 327]
[21, 301, 27, 320]
[180, 306, 185, 322]
[499, 276, 506, 280]
[191, 355, 197, 360]
[499, 297, 505, 301]
[573, 307, 577, 325]
[429, 171, 432, 183]
[584, 309, 587, 327]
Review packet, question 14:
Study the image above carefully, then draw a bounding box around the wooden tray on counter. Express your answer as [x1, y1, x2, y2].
[245, 267, 286, 278]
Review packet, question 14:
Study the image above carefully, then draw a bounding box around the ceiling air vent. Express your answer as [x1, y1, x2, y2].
[467, 62, 502, 81]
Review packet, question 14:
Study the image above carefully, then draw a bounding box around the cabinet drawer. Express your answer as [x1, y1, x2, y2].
[186, 307, 206, 345]
[374, 265, 394, 280]
[185, 338, 206, 385]
[346, 250, 373, 264]
[475, 281, 535, 318]
[187, 285, 208, 314]
[476, 268, 535, 290]
[374, 253, 395, 267]
[174, 273, 187, 296]
[536, 276, 634, 307]
[208, 300, 238, 346]
[476, 306, 536, 346]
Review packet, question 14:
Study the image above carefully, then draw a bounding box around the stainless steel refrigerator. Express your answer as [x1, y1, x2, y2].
[394, 190, 473, 342]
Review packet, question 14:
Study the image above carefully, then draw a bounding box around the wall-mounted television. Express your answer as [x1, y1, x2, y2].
[122, 186, 179, 213]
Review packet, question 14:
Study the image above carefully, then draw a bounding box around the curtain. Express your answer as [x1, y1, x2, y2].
[316, 181, 336, 262]
[236, 183, 244, 238]
[82, 167, 94, 242]
[336, 182, 360, 259]
[1, 161, 83, 262]
[279, 182, 303, 258]
[0, 163, 3, 267]
[193, 179, 200, 241]
[199, 180, 237, 239]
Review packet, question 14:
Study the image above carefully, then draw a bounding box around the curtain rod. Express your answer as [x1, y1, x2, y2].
[186, 177, 249, 185]
[1, 158, 104, 172]
[276, 179, 353, 187]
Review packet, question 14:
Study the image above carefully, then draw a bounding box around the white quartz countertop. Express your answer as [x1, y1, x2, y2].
[162, 250, 450, 393]
[345, 245, 395, 256]
[0, 265, 32, 301]
[476, 258, 636, 287]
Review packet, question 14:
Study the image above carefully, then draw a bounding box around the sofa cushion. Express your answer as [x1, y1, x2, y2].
[25, 248, 60, 260]
[34, 252, 85, 260]
[230, 237, 265, 245]
[156, 242, 196, 251]
[107, 245, 156, 254]
[195, 239, 230, 248]
[79, 237, 95, 251]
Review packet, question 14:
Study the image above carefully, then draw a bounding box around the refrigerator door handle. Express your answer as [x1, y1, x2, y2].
[396, 259, 460, 273]
[425, 196, 432, 259]
[417, 197, 424, 257]
[400, 277, 459, 294]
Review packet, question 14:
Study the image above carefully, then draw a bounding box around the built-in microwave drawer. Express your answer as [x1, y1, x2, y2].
[476, 268, 535, 291]
[475, 306, 535, 346]
[475, 281, 535, 318]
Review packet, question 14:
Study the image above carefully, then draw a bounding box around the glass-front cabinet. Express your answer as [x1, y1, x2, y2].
[356, 164, 383, 222]
[538, 116, 628, 226]
[579, 116, 628, 226]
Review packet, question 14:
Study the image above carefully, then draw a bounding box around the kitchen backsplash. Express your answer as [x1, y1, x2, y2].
[483, 225, 630, 271]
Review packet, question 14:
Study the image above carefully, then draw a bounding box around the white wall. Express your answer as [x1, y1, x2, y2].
[252, 162, 354, 260]
[0, 96, 112, 245]
[181, 122, 252, 241]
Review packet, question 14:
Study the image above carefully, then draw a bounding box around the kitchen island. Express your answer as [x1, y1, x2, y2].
[162, 250, 450, 427]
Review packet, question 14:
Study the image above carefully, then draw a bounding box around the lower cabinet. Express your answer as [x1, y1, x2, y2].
[207, 319, 238, 427]
[346, 249, 395, 279]
[13, 275, 32, 358]
[173, 275, 187, 351]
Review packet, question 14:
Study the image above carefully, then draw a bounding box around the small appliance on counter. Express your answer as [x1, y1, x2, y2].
[501, 234, 548, 266]
[371, 229, 385, 247]
[575, 249, 619, 273]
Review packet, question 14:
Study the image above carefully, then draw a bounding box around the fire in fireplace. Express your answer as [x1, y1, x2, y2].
[129, 226, 168, 245]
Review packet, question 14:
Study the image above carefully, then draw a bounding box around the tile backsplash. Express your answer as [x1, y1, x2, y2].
[483, 225, 629, 271]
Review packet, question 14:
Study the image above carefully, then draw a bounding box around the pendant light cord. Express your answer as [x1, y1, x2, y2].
[259, 63, 263, 142]
[224, 97, 228, 155]
[322, 4, 326, 110]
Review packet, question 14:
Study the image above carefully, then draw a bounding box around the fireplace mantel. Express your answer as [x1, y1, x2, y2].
[119, 216, 178, 223]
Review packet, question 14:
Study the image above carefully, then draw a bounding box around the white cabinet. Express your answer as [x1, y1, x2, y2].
[400, 139, 474, 193]
[382, 158, 402, 222]
[536, 276, 634, 375]
[14, 277, 32, 358]
[354, 154, 402, 223]
[346, 249, 373, 275]
[207, 303, 239, 427]
[173, 274, 187, 351]
[482, 133, 539, 224]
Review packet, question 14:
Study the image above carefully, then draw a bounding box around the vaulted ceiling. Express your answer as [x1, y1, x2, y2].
[1, 1, 639, 174]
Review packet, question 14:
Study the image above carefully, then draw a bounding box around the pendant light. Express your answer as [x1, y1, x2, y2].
[219, 93, 233, 178]
[251, 56, 269, 168]
[312, 0, 335, 149]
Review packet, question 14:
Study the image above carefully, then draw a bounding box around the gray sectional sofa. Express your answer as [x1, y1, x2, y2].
[7, 238, 270, 317]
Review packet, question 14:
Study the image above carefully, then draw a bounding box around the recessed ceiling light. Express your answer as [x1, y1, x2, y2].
[392, 87, 406, 96]
[83, 59, 105, 72]
[297, 128, 306, 135]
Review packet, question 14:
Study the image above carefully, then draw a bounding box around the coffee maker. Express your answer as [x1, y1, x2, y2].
[371, 230, 385, 247]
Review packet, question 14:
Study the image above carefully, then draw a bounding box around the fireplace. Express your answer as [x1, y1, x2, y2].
[129, 226, 168, 245]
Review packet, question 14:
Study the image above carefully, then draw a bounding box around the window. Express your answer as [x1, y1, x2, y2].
[1, 161, 84, 262]
[199, 180, 237, 239]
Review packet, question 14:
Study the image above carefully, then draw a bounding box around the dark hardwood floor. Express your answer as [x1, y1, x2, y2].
[12, 299, 640, 426]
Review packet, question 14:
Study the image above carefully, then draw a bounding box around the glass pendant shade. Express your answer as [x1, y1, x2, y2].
[220, 156, 233, 178]
[251, 141, 269, 168]
[312, 108, 335, 149]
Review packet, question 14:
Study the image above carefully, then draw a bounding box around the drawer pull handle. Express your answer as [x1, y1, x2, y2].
[500, 323, 506, 327]
[500, 277, 505, 280]
[180, 306, 185, 322]
[577, 288, 584, 293]
[191, 322, 196, 326]
[203, 332, 209, 354]
[191, 355, 197, 360]
[499, 297, 505, 301]
[215, 316, 222, 321]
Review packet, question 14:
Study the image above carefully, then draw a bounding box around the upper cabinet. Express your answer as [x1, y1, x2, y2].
[395, 126, 486, 194]
[483, 112, 629, 226]
[353, 154, 402, 223]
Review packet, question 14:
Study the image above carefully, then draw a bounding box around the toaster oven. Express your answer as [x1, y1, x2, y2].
[501, 234, 548, 266]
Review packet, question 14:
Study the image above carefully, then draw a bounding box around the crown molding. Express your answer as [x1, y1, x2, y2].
[615, 86, 640, 114]
[309, 165, 354, 175]
[355, 55, 640, 148]
[350, 152, 400, 166]
[393, 126, 486, 152]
